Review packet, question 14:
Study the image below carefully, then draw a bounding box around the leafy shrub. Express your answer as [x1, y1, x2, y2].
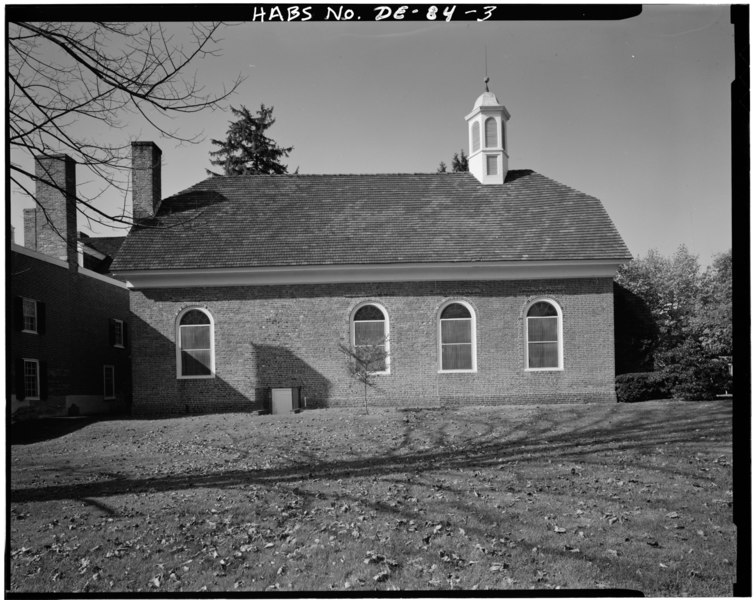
[662, 340, 732, 401]
[615, 372, 672, 403]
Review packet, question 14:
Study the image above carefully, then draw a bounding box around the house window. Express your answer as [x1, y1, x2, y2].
[486, 155, 498, 176]
[526, 300, 563, 370]
[103, 365, 115, 399]
[22, 298, 37, 333]
[484, 117, 497, 148]
[471, 122, 480, 153]
[351, 303, 389, 374]
[23, 359, 40, 399]
[111, 319, 125, 348]
[177, 308, 215, 379]
[439, 301, 476, 372]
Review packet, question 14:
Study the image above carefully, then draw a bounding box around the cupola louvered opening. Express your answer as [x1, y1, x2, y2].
[485, 117, 497, 148]
[486, 155, 498, 176]
[471, 122, 481, 153]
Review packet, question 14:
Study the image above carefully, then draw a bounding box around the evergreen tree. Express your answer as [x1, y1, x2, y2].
[208, 104, 293, 176]
[451, 149, 469, 172]
[437, 150, 468, 173]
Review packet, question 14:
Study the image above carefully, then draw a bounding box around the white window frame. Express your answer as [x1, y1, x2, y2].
[103, 365, 115, 400]
[23, 358, 40, 400]
[524, 298, 564, 371]
[350, 302, 390, 375]
[438, 299, 477, 374]
[176, 307, 216, 380]
[113, 319, 125, 348]
[22, 297, 37, 334]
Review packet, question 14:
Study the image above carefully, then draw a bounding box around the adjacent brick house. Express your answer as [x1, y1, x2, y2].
[10, 155, 131, 418]
[112, 87, 632, 416]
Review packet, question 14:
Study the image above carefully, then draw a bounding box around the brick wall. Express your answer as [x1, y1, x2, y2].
[130, 277, 617, 416]
[10, 249, 131, 417]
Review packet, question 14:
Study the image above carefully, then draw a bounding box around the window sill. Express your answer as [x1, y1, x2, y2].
[177, 375, 216, 380]
[21, 330, 38, 335]
[525, 368, 564, 372]
[113, 344, 125, 349]
[438, 370, 477, 374]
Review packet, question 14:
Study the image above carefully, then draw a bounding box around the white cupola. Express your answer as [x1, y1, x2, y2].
[465, 78, 510, 184]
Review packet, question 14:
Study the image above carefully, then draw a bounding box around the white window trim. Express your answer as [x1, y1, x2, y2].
[103, 365, 116, 400]
[524, 298, 564, 372]
[350, 301, 391, 375]
[23, 358, 40, 400]
[21, 297, 38, 334]
[176, 306, 216, 380]
[438, 299, 477, 374]
[113, 318, 125, 349]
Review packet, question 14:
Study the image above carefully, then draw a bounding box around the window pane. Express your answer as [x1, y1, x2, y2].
[354, 305, 384, 321]
[441, 319, 471, 343]
[182, 350, 212, 376]
[472, 122, 480, 152]
[355, 321, 385, 345]
[23, 299, 36, 331]
[114, 322, 124, 346]
[24, 361, 38, 397]
[181, 325, 210, 350]
[529, 342, 559, 368]
[485, 117, 497, 147]
[528, 317, 558, 342]
[528, 302, 557, 317]
[442, 344, 472, 370]
[441, 303, 471, 319]
[180, 310, 210, 325]
[368, 354, 387, 372]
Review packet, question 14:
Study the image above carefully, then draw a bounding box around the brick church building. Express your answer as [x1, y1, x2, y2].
[112, 86, 631, 415]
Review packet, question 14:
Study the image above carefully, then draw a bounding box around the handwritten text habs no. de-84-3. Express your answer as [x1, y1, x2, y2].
[249, 6, 497, 22]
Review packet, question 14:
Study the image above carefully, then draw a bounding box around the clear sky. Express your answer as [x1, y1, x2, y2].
[9, 5, 734, 264]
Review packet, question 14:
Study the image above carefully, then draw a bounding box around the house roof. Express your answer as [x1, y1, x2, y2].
[79, 234, 126, 259]
[111, 170, 631, 272]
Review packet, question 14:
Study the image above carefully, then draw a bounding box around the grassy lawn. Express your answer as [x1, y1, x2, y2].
[10, 400, 735, 594]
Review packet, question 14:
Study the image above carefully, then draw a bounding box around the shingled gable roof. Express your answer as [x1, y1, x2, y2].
[111, 170, 631, 272]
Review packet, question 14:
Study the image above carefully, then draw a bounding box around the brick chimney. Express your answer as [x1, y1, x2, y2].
[23, 208, 37, 250]
[131, 141, 162, 221]
[31, 154, 78, 270]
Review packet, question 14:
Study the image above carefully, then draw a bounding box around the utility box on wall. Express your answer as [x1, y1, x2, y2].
[271, 387, 302, 415]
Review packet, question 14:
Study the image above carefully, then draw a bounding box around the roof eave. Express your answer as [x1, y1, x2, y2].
[113, 258, 630, 290]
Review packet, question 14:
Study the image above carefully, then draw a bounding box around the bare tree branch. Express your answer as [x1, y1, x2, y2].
[9, 21, 244, 238]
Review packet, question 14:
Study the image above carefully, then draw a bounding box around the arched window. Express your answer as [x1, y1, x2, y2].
[471, 122, 480, 153]
[439, 301, 476, 372]
[484, 117, 497, 148]
[177, 307, 215, 378]
[525, 300, 562, 370]
[351, 303, 389, 374]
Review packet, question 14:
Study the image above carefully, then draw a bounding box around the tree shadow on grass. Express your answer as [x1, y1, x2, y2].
[11, 402, 732, 505]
